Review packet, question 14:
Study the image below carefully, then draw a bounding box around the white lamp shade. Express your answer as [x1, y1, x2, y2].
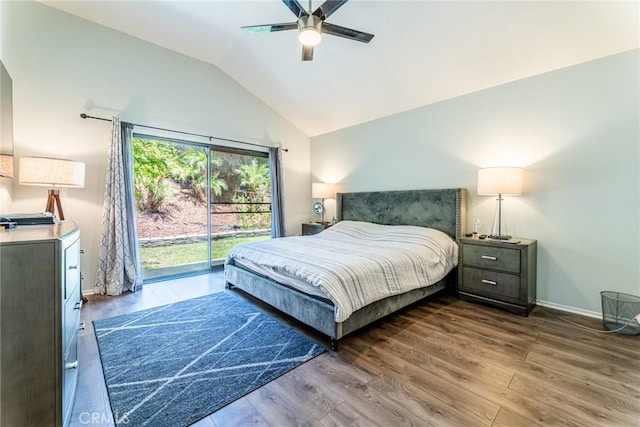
[0, 154, 13, 178]
[19, 156, 85, 187]
[312, 182, 336, 199]
[477, 167, 523, 195]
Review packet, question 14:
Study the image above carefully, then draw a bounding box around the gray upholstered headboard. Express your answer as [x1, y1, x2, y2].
[336, 188, 467, 240]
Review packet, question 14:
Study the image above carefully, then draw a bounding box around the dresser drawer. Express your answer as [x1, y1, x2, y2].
[461, 267, 522, 304]
[64, 238, 81, 299]
[62, 327, 79, 426]
[63, 282, 81, 354]
[462, 244, 520, 273]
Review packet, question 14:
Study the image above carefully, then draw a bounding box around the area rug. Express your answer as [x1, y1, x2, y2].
[94, 292, 325, 427]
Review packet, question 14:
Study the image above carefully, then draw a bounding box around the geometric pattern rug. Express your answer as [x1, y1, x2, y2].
[94, 292, 325, 427]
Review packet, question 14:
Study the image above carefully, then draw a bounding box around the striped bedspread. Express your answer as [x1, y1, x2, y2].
[225, 220, 458, 322]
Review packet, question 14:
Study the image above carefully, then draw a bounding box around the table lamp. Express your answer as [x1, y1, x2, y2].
[477, 167, 523, 240]
[311, 182, 336, 224]
[19, 156, 85, 220]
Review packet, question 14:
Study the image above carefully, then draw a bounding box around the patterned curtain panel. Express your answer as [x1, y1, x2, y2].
[269, 147, 286, 238]
[95, 118, 143, 295]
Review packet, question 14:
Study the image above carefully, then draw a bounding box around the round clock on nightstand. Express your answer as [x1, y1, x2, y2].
[312, 202, 324, 214]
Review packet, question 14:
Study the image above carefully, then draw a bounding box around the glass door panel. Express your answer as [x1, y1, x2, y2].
[133, 135, 210, 281]
[209, 150, 271, 266]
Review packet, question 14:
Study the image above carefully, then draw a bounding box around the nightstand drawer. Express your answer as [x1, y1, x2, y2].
[462, 244, 520, 273]
[302, 223, 329, 236]
[461, 267, 522, 303]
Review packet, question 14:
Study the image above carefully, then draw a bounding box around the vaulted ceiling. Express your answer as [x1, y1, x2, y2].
[42, 1, 639, 136]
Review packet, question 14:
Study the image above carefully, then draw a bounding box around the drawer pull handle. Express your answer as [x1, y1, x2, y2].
[65, 361, 78, 370]
[481, 279, 497, 286]
[481, 255, 497, 261]
[79, 321, 86, 330]
[68, 265, 78, 270]
[74, 301, 82, 310]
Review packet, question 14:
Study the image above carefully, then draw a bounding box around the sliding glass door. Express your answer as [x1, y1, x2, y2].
[132, 135, 271, 281]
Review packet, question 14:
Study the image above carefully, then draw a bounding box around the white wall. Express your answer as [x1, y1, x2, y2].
[311, 50, 640, 316]
[4, 1, 310, 293]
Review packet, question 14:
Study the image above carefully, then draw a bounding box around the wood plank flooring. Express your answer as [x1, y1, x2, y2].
[70, 272, 640, 426]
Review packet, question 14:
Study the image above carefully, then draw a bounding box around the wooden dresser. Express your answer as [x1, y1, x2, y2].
[0, 221, 81, 427]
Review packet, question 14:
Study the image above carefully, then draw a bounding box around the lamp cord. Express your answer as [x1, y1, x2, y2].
[540, 307, 638, 334]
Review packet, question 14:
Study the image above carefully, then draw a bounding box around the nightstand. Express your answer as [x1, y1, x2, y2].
[458, 237, 537, 316]
[301, 222, 331, 236]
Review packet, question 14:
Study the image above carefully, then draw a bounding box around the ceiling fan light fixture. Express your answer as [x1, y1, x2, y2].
[298, 15, 322, 46]
[299, 28, 322, 46]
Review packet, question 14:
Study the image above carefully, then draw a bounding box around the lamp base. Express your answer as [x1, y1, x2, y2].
[45, 189, 65, 220]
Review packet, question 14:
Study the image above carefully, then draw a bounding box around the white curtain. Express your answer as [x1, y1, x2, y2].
[95, 118, 142, 295]
[269, 147, 286, 238]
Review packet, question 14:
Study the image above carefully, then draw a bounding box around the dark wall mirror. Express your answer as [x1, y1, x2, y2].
[0, 59, 14, 178]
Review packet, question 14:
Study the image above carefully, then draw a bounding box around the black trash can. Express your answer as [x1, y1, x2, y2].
[600, 291, 640, 336]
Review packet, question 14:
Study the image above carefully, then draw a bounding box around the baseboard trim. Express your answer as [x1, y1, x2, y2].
[80, 289, 602, 318]
[536, 299, 601, 319]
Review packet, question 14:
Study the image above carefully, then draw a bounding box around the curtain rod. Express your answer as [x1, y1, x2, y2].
[79, 113, 288, 152]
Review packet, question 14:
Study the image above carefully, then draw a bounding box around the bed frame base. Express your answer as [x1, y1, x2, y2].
[225, 261, 451, 349]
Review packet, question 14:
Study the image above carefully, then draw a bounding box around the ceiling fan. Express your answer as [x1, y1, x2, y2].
[242, 0, 374, 61]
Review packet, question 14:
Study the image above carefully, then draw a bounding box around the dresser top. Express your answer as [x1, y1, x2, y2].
[0, 221, 78, 245]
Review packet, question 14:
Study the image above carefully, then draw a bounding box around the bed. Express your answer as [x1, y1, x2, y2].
[225, 188, 467, 350]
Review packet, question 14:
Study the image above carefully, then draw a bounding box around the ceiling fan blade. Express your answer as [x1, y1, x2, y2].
[312, 0, 349, 20]
[322, 22, 374, 43]
[282, 0, 307, 18]
[302, 45, 314, 61]
[242, 23, 298, 34]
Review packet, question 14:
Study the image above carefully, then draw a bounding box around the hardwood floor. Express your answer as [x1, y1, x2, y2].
[70, 272, 640, 426]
